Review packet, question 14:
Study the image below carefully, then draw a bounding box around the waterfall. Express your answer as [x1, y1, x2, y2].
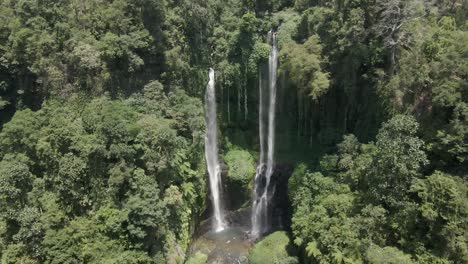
[204, 68, 225, 232]
[266, 31, 278, 191]
[251, 31, 278, 237]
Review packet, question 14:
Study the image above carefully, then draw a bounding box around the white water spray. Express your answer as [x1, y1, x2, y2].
[251, 31, 278, 237]
[205, 68, 225, 232]
[266, 31, 278, 190]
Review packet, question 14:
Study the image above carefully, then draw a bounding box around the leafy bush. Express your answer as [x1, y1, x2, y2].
[186, 252, 208, 264]
[223, 148, 256, 208]
[249, 231, 298, 264]
[366, 245, 414, 264]
[224, 149, 256, 184]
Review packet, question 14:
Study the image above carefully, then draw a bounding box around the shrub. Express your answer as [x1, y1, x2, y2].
[249, 231, 298, 264]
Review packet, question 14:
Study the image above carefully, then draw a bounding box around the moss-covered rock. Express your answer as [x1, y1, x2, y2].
[223, 149, 256, 209]
[249, 231, 298, 264]
[224, 149, 255, 184]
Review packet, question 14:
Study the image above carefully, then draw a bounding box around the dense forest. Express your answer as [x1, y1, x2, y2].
[0, 0, 466, 263]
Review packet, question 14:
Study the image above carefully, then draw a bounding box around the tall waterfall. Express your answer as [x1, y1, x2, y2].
[251, 31, 278, 237]
[204, 68, 225, 232]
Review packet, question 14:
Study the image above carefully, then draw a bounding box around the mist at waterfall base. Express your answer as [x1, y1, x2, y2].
[251, 31, 278, 238]
[204, 68, 225, 232]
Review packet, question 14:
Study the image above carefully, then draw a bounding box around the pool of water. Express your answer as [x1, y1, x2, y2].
[188, 226, 253, 263]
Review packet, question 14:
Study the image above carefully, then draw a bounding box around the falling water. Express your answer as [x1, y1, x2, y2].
[251, 31, 278, 238]
[205, 68, 225, 232]
[266, 31, 278, 192]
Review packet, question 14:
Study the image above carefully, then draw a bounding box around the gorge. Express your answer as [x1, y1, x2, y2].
[0, 1, 466, 264]
[204, 31, 280, 238]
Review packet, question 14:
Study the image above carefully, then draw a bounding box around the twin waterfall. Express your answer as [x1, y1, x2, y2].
[204, 32, 278, 236]
[204, 68, 225, 232]
[251, 31, 278, 237]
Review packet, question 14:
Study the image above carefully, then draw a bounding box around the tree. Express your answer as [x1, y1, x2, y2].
[55, 153, 90, 214]
[368, 115, 428, 209]
[290, 171, 361, 263]
[0, 109, 41, 159]
[373, 0, 426, 73]
[124, 168, 167, 253]
[280, 35, 330, 100]
[136, 115, 182, 177]
[0, 157, 33, 216]
[366, 244, 414, 264]
[411, 171, 468, 262]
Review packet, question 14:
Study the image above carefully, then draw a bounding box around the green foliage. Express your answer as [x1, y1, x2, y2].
[280, 35, 330, 100]
[290, 171, 361, 263]
[272, 10, 301, 49]
[55, 154, 90, 214]
[366, 244, 414, 264]
[0, 109, 42, 159]
[223, 147, 256, 208]
[42, 216, 152, 264]
[249, 231, 298, 264]
[136, 115, 181, 174]
[224, 149, 256, 184]
[0, 1, 466, 263]
[0, 158, 32, 210]
[413, 171, 467, 223]
[376, 14, 468, 169]
[0, 84, 205, 262]
[185, 251, 208, 264]
[321, 134, 376, 190]
[368, 115, 428, 208]
[289, 114, 465, 263]
[411, 171, 468, 262]
[1, 243, 38, 264]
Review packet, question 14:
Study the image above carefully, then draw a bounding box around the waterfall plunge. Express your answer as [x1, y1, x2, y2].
[205, 68, 225, 232]
[251, 32, 278, 238]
